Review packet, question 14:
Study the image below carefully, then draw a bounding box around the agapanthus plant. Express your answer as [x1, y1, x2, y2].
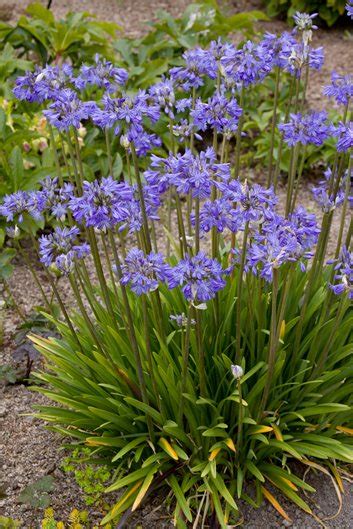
[2, 14, 353, 529]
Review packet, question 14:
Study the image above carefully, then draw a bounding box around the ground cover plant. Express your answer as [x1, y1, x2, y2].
[1, 6, 353, 529]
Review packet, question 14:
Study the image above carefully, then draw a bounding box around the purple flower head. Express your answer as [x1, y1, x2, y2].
[75, 54, 128, 92]
[191, 91, 242, 134]
[28, 177, 74, 220]
[222, 180, 277, 224]
[208, 39, 236, 63]
[0, 191, 30, 223]
[246, 215, 301, 281]
[120, 248, 172, 295]
[261, 32, 297, 69]
[335, 122, 353, 152]
[170, 48, 217, 90]
[279, 111, 334, 146]
[169, 252, 228, 302]
[288, 206, 320, 251]
[293, 12, 318, 32]
[13, 64, 73, 103]
[221, 40, 273, 87]
[346, 2, 353, 19]
[329, 246, 352, 299]
[69, 177, 134, 231]
[126, 126, 162, 157]
[173, 148, 231, 199]
[173, 119, 203, 143]
[196, 198, 241, 233]
[323, 71, 353, 106]
[91, 91, 160, 135]
[170, 313, 195, 327]
[144, 153, 179, 195]
[148, 78, 175, 118]
[312, 167, 351, 212]
[39, 226, 89, 275]
[43, 89, 95, 130]
[280, 43, 324, 76]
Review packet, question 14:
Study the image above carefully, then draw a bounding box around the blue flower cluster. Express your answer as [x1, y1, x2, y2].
[39, 226, 90, 275]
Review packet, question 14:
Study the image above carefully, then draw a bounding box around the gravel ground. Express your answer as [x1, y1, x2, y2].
[1, 0, 353, 527]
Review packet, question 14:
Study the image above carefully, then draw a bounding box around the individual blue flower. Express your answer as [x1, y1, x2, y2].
[148, 78, 175, 118]
[288, 206, 320, 251]
[28, 177, 74, 220]
[261, 32, 297, 69]
[170, 48, 217, 90]
[0, 191, 30, 222]
[279, 111, 334, 147]
[191, 91, 242, 134]
[44, 89, 95, 130]
[221, 40, 273, 87]
[335, 122, 353, 152]
[120, 248, 172, 295]
[91, 91, 160, 136]
[280, 43, 324, 76]
[75, 54, 128, 92]
[69, 177, 134, 230]
[196, 198, 241, 233]
[323, 71, 353, 106]
[312, 167, 350, 212]
[169, 252, 229, 302]
[39, 226, 90, 275]
[329, 246, 352, 299]
[246, 217, 300, 281]
[13, 64, 73, 103]
[172, 119, 203, 143]
[126, 126, 162, 157]
[293, 12, 318, 32]
[173, 148, 231, 199]
[222, 180, 277, 224]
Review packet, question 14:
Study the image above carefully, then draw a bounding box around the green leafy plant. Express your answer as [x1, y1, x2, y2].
[265, 0, 348, 26]
[0, 517, 21, 529]
[61, 448, 112, 507]
[41, 507, 111, 529]
[0, 363, 18, 384]
[1, 3, 120, 64]
[19, 476, 54, 509]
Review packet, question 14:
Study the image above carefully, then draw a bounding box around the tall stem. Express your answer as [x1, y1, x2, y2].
[259, 269, 279, 416]
[267, 67, 280, 187]
[178, 304, 193, 424]
[235, 222, 249, 364]
[234, 85, 245, 181]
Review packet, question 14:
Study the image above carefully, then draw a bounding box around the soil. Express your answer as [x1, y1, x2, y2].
[0, 0, 353, 528]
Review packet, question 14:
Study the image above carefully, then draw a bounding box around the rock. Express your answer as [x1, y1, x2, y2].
[0, 405, 6, 417]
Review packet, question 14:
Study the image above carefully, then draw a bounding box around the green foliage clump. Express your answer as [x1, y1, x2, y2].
[61, 448, 112, 507]
[265, 0, 348, 26]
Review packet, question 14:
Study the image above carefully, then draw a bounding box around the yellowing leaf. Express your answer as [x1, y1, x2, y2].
[280, 477, 298, 491]
[272, 424, 284, 441]
[159, 438, 179, 460]
[224, 438, 236, 452]
[261, 486, 291, 522]
[250, 425, 273, 434]
[279, 320, 286, 340]
[209, 447, 221, 461]
[336, 426, 353, 436]
[102, 480, 142, 524]
[131, 470, 155, 511]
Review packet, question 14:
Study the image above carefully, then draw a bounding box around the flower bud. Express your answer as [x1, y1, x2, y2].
[231, 364, 243, 380]
[6, 225, 20, 239]
[120, 134, 130, 149]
